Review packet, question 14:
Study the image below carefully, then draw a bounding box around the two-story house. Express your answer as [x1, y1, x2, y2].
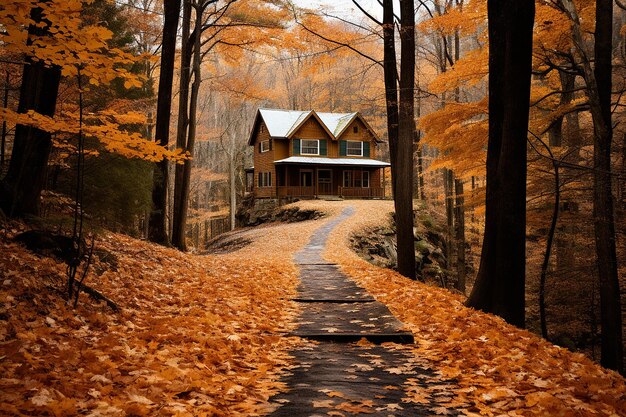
[247, 108, 390, 199]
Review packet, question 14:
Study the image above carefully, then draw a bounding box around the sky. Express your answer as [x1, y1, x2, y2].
[293, 0, 385, 20]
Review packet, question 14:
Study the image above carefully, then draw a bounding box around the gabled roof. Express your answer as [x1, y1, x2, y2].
[316, 112, 357, 137]
[247, 108, 382, 145]
[258, 109, 309, 138]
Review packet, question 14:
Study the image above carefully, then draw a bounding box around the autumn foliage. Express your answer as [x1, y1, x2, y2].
[1, 199, 625, 416]
[0, 0, 184, 162]
[324, 201, 626, 417]
[0, 220, 303, 416]
[2, 0, 626, 414]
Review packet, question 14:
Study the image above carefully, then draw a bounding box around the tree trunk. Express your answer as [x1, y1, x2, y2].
[454, 178, 466, 294]
[148, 0, 181, 245]
[229, 158, 236, 231]
[539, 146, 560, 340]
[415, 86, 425, 201]
[174, 2, 202, 252]
[592, 0, 623, 374]
[554, 71, 578, 278]
[549, 70, 580, 148]
[417, 145, 426, 200]
[1, 70, 10, 169]
[171, 0, 192, 250]
[0, 5, 62, 217]
[548, 116, 563, 147]
[621, 132, 626, 207]
[561, 0, 624, 374]
[192, 192, 199, 248]
[466, 0, 534, 328]
[395, 0, 416, 279]
[382, 0, 399, 198]
[444, 168, 454, 269]
[561, 71, 582, 148]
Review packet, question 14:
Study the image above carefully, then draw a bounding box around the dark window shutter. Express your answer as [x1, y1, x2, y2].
[320, 139, 327, 156]
[269, 172, 272, 186]
[269, 139, 273, 150]
[363, 141, 370, 157]
[293, 138, 301, 155]
[258, 142, 262, 153]
[339, 140, 347, 156]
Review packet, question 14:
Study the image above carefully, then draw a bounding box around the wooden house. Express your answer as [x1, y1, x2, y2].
[247, 108, 390, 199]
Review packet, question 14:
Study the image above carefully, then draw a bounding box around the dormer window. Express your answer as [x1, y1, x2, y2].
[346, 141, 363, 157]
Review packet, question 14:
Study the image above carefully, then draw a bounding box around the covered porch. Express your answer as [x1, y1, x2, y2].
[273, 157, 389, 199]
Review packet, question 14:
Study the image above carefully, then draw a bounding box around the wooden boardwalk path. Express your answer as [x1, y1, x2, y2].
[268, 207, 459, 416]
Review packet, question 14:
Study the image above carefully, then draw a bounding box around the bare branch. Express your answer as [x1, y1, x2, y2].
[530, 87, 586, 107]
[292, 13, 382, 68]
[351, 0, 382, 25]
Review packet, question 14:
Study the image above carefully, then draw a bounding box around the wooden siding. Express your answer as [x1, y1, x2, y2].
[252, 121, 276, 197]
[274, 139, 289, 160]
[290, 118, 333, 156]
[371, 166, 381, 186]
[340, 118, 377, 159]
[288, 117, 378, 159]
[251, 113, 385, 198]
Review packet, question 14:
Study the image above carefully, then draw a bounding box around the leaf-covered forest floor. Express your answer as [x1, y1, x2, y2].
[1, 200, 625, 416]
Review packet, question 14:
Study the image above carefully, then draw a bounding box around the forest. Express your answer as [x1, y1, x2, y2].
[1, 0, 626, 415]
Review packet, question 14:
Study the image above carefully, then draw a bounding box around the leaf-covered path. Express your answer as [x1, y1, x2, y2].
[268, 207, 459, 416]
[1, 200, 625, 416]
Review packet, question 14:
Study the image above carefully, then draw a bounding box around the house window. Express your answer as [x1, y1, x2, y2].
[353, 126, 358, 133]
[346, 141, 363, 156]
[260, 140, 270, 153]
[342, 170, 370, 188]
[343, 171, 352, 187]
[301, 139, 319, 155]
[258, 172, 272, 187]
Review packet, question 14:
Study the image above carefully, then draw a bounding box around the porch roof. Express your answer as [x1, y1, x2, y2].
[274, 156, 390, 167]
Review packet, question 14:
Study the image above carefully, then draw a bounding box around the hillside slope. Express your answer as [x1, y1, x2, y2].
[0, 218, 323, 416]
[1, 200, 625, 416]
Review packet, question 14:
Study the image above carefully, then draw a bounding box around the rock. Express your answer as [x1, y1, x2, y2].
[426, 230, 444, 247]
[236, 201, 324, 227]
[350, 214, 450, 287]
[380, 227, 395, 236]
[430, 247, 446, 265]
[381, 237, 397, 265]
[415, 239, 434, 255]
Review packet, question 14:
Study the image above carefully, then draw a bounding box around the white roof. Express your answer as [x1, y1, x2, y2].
[317, 112, 357, 136]
[259, 109, 310, 138]
[258, 108, 358, 139]
[274, 156, 390, 167]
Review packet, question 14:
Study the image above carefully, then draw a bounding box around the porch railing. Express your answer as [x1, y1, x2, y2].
[339, 187, 384, 198]
[276, 186, 385, 198]
[277, 186, 316, 197]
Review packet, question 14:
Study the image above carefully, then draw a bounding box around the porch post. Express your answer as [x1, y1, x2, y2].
[339, 169, 342, 197]
[383, 167, 386, 199]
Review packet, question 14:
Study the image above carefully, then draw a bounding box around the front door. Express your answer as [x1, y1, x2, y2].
[317, 169, 332, 195]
